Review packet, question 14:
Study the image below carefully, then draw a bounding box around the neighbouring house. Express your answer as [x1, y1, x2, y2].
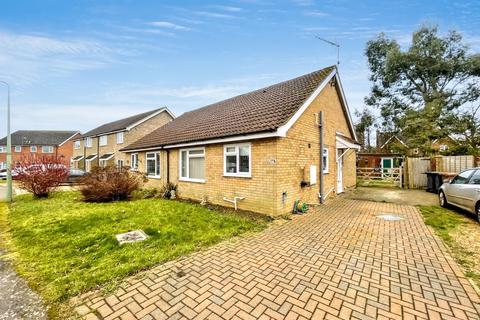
[72, 108, 174, 172]
[121, 66, 360, 216]
[0, 130, 80, 169]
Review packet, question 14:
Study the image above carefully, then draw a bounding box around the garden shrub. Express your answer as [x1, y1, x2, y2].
[80, 166, 146, 202]
[159, 182, 177, 199]
[14, 156, 69, 198]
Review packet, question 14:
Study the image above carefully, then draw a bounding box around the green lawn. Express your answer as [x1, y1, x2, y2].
[0, 192, 267, 307]
[418, 205, 480, 288]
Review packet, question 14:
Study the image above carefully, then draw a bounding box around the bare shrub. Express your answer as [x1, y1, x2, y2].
[80, 165, 146, 202]
[14, 156, 69, 198]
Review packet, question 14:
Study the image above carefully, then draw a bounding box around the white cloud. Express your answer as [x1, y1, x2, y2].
[148, 21, 191, 31]
[304, 10, 329, 17]
[0, 30, 121, 88]
[213, 6, 244, 12]
[194, 11, 237, 19]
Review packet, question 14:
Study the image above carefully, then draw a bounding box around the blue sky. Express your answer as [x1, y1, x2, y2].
[0, 0, 479, 136]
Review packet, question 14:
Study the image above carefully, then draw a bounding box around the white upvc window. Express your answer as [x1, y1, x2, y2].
[322, 148, 329, 173]
[0, 146, 5, 153]
[99, 135, 108, 146]
[30, 146, 37, 153]
[179, 148, 205, 182]
[116, 132, 124, 144]
[42, 146, 54, 153]
[14, 146, 22, 152]
[117, 159, 124, 168]
[85, 137, 92, 148]
[145, 152, 160, 178]
[439, 144, 448, 152]
[74, 140, 81, 149]
[223, 143, 251, 177]
[131, 153, 138, 170]
[0, 162, 5, 169]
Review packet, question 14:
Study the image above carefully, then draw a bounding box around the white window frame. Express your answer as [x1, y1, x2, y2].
[30, 146, 37, 153]
[14, 146, 22, 152]
[0, 146, 5, 153]
[42, 146, 54, 154]
[85, 137, 93, 148]
[322, 148, 329, 174]
[117, 159, 124, 168]
[116, 132, 124, 144]
[131, 153, 138, 170]
[99, 135, 108, 146]
[179, 147, 205, 183]
[145, 152, 161, 178]
[223, 143, 252, 178]
[74, 140, 81, 149]
[439, 144, 448, 152]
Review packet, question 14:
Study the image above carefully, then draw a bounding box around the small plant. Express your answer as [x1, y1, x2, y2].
[132, 187, 160, 199]
[80, 165, 146, 202]
[159, 182, 177, 199]
[14, 156, 69, 198]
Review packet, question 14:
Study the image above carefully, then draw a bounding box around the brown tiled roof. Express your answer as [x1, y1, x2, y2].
[122, 66, 336, 151]
[81, 108, 169, 138]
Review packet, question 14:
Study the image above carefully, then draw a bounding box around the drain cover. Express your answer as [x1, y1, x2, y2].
[377, 214, 403, 221]
[116, 230, 148, 244]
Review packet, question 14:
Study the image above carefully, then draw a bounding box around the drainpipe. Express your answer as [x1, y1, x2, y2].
[166, 149, 170, 183]
[319, 111, 325, 204]
[97, 136, 100, 167]
[83, 142, 86, 170]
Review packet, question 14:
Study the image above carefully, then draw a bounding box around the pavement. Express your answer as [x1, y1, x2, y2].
[345, 187, 439, 207]
[72, 199, 480, 320]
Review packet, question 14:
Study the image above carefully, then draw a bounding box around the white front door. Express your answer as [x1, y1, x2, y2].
[337, 149, 343, 193]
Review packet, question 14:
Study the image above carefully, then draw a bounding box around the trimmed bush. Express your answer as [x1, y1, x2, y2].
[80, 166, 146, 202]
[14, 156, 69, 198]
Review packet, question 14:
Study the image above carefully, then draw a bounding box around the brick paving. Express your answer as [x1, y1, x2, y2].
[72, 199, 480, 319]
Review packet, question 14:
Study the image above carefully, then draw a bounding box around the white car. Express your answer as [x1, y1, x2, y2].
[439, 168, 480, 221]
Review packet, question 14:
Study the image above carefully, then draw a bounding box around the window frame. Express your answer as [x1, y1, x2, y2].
[223, 143, 252, 178]
[116, 132, 124, 144]
[30, 146, 37, 153]
[41, 146, 54, 154]
[179, 147, 206, 183]
[99, 135, 108, 146]
[130, 153, 138, 170]
[85, 137, 93, 148]
[0, 146, 5, 153]
[14, 146, 22, 152]
[74, 140, 81, 149]
[145, 152, 161, 178]
[322, 148, 329, 174]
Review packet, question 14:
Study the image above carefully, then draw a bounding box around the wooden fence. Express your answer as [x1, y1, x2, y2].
[404, 155, 478, 189]
[357, 167, 402, 187]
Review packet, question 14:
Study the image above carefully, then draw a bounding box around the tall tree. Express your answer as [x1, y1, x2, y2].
[365, 26, 479, 154]
[354, 108, 375, 151]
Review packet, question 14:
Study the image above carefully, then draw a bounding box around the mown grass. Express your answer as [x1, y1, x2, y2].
[0, 192, 267, 312]
[356, 178, 399, 189]
[418, 205, 480, 288]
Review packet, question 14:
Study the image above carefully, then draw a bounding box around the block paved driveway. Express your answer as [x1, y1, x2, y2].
[74, 199, 480, 319]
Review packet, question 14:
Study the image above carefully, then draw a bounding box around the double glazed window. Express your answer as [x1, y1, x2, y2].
[74, 141, 80, 149]
[14, 146, 21, 152]
[116, 132, 124, 144]
[99, 135, 108, 146]
[131, 153, 138, 170]
[30, 146, 37, 153]
[85, 137, 92, 148]
[180, 148, 205, 182]
[0, 146, 5, 153]
[42, 146, 54, 153]
[146, 152, 160, 177]
[224, 143, 251, 177]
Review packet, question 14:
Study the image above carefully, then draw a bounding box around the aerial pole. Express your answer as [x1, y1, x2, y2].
[315, 36, 340, 66]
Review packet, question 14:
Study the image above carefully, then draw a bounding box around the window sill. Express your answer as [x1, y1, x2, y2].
[223, 173, 252, 178]
[179, 178, 205, 184]
[147, 175, 161, 179]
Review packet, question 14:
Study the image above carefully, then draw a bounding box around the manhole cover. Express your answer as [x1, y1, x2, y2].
[377, 214, 403, 221]
[116, 230, 148, 244]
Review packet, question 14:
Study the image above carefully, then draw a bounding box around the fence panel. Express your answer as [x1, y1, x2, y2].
[407, 157, 431, 189]
[435, 155, 475, 173]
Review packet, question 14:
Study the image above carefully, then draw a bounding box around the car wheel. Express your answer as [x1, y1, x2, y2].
[439, 191, 448, 208]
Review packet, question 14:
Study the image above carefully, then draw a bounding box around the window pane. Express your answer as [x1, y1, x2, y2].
[239, 146, 249, 173]
[226, 147, 236, 153]
[469, 170, 480, 185]
[147, 159, 156, 175]
[156, 153, 160, 176]
[226, 155, 237, 173]
[189, 149, 204, 155]
[181, 151, 187, 177]
[452, 170, 474, 184]
[189, 157, 204, 179]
